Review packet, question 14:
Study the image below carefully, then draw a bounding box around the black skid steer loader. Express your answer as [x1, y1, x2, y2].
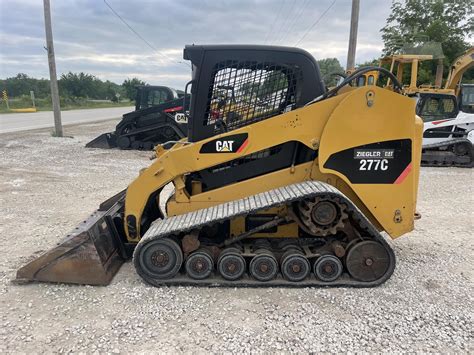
[86, 85, 189, 150]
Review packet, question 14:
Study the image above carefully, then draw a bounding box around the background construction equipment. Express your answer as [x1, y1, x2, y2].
[86, 85, 189, 149]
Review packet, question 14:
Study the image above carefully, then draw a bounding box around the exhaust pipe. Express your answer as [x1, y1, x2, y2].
[16, 194, 127, 286]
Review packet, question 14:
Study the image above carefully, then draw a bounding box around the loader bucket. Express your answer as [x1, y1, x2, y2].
[16, 198, 126, 285]
[85, 132, 117, 149]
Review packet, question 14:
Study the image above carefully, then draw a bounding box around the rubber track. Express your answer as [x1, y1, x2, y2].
[133, 181, 396, 288]
[422, 138, 473, 168]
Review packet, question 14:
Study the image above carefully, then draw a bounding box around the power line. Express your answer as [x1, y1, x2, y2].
[264, 0, 287, 44]
[272, 0, 297, 45]
[277, 0, 311, 45]
[103, 0, 190, 68]
[273, 0, 304, 45]
[294, 0, 337, 47]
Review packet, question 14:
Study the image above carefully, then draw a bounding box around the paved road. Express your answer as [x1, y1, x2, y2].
[0, 106, 134, 134]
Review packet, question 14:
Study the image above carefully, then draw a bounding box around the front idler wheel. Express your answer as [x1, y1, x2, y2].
[117, 136, 131, 149]
[138, 238, 183, 280]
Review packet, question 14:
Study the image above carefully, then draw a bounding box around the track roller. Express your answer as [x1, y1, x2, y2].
[280, 248, 310, 282]
[137, 238, 182, 280]
[345, 240, 390, 282]
[314, 254, 343, 282]
[249, 248, 278, 281]
[217, 247, 246, 281]
[131, 141, 143, 150]
[185, 248, 214, 280]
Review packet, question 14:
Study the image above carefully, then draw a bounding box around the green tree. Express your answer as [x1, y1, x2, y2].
[357, 59, 380, 68]
[103, 80, 124, 101]
[0, 73, 50, 98]
[59, 72, 95, 98]
[381, 0, 473, 67]
[317, 58, 345, 86]
[1, 72, 125, 101]
[58, 72, 124, 100]
[317, 58, 345, 76]
[122, 78, 146, 101]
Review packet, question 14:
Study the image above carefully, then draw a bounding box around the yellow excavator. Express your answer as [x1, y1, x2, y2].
[16, 45, 422, 287]
[445, 48, 474, 96]
[346, 68, 379, 87]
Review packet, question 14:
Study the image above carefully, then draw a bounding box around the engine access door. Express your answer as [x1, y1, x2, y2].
[319, 86, 422, 238]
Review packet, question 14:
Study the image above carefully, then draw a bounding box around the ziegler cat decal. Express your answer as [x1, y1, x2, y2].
[324, 139, 412, 184]
[200, 133, 249, 153]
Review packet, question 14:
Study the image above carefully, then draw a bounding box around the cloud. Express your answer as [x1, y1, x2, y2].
[0, 0, 392, 88]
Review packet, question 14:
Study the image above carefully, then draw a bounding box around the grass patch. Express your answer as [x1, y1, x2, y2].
[0, 96, 133, 114]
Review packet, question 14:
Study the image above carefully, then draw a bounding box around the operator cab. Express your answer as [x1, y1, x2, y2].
[183, 45, 326, 142]
[460, 84, 474, 113]
[135, 85, 181, 111]
[181, 45, 326, 193]
[415, 93, 459, 122]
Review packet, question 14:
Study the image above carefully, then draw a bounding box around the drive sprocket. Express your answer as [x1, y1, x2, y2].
[297, 197, 348, 236]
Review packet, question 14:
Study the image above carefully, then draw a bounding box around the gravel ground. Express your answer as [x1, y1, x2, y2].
[0, 120, 473, 353]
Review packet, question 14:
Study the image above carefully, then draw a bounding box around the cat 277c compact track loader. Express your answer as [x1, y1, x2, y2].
[17, 45, 422, 287]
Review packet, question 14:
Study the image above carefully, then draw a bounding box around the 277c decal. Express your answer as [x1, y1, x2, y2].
[359, 159, 388, 171]
[354, 149, 394, 171]
[324, 140, 412, 184]
[199, 133, 249, 153]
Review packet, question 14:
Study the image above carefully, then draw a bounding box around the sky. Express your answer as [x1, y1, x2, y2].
[0, 0, 392, 89]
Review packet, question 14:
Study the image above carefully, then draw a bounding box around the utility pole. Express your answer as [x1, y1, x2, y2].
[346, 0, 360, 71]
[43, 0, 63, 137]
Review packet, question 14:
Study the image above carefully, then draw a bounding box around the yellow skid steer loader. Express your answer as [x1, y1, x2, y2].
[17, 45, 422, 287]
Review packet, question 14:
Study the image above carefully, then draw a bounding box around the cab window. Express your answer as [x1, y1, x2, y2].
[417, 96, 457, 122]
